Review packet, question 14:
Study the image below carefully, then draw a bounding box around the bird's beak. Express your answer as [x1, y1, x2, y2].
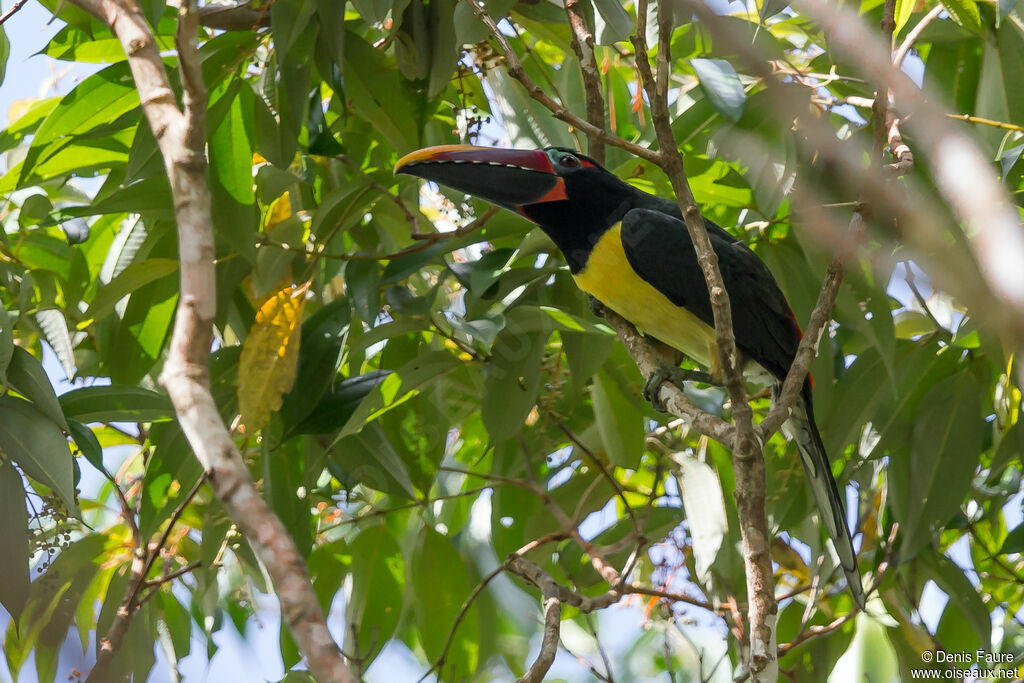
[394, 145, 568, 210]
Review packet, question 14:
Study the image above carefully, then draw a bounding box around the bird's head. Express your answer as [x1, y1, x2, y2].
[393, 145, 631, 225]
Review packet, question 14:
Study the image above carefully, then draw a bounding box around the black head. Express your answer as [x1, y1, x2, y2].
[395, 145, 640, 270]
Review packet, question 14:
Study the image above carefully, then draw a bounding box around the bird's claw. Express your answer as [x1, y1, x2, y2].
[588, 296, 605, 319]
[643, 364, 715, 412]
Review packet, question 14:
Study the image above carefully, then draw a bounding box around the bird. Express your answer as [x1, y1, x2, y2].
[394, 144, 865, 608]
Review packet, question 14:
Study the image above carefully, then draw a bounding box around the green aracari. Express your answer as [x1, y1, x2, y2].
[394, 144, 865, 608]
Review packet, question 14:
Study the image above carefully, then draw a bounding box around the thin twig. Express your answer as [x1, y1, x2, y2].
[336, 155, 421, 234]
[583, 613, 615, 682]
[417, 563, 508, 682]
[893, 4, 945, 68]
[559, 423, 641, 533]
[0, 0, 29, 25]
[409, 205, 499, 241]
[776, 611, 855, 655]
[945, 113, 1024, 133]
[462, 0, 659, 164]
[902, 262, 947, 333]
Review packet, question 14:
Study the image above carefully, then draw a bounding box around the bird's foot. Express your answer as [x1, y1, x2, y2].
[588, 296, 605, 319]
[643, 364, 715, 413]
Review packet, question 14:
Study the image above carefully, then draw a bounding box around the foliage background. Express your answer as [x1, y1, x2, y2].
[0, 0, 1022, 680]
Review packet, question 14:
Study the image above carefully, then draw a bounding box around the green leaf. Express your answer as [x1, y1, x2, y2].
[330, 422, 418, 498]
[314, 0, 346, 77]
[0, 97, 60, 154]
[8, 534, 108, 677]
[346, 260, 381, 324]
[273, 8, 314, 164]
[893, 310, 937, 339]
[0, 395, 77, 514]
[210, 79, 255, 204]
[411, 527, 478, 676]
[0, 300, 13, 385]
[919, 550, 990, 651]
[427, 0, 458, 98]
[1000, 521, 1024, 554]
[345, 525, 404, 664]
[482, 326, 551, 442]
[51, 177, 173, 220]
[43, 25, 175, 62]
[66, 418, 105, 474]
[139, 422, 204, 539]
[926, 35, 981, 116]
[280, 297, 352, 429]
[0, 26, 9, 88]
[593, 0, 634, 43]
[0, 132, 134, 194]
[590, 369, 644, 468]
[940, 0, 981, 33]
[759, 0, 790, 22]
[691, 58, 746, 122]
[454, 0, 515, 45]
[210, 81, 257, 265]
[15, 232, 73, 279]
[101, 271, 178, 384]
[332, 350, 463, 439]
[894, 372, 982, 557]
[310, 182, 375, 241]
[59, 385, 175, 423]
[263, 429, 312, 555]
[83, 258, 179, 324]
[286, 370, 390, 437]
[6, 347, 69, 430]
[832, 612, 899, 680]
[271, 0, 317, 59]
[19, 61, 139, 185]
[158, 591, 192, 664]
[893, 0, 915, 38]
[975, 24, 1024, 149]
[0, 460, 30, 623]
[343, 31, 419, 152]
[141, 0, 165, 27]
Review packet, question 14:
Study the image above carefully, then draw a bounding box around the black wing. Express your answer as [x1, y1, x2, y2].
[619, 207, 801, 381]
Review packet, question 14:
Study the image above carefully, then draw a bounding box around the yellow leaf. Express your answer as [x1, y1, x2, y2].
[264, 191, 292, 232]
[238, 281, 310, 430]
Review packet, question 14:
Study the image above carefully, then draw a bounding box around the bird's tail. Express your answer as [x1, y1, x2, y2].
[780, 388, 866, 609]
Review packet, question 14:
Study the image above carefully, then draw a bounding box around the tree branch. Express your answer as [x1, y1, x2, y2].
[893, 4, 944, 68]
[601, 309, 734, 443]
[564, 0, 605, 164]
[0, 0, 29, 25]
[64, 1, 356, 681]
[632, 3, 778, 678]
[196, 1, 270, 30]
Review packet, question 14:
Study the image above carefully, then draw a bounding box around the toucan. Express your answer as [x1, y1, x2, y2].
[394, 144, 865, 608]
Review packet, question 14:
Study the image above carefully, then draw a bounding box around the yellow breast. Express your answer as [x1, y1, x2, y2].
[572, 222, 717, 368]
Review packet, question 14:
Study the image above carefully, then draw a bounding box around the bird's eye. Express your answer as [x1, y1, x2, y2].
[558, 154, 579, 168]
